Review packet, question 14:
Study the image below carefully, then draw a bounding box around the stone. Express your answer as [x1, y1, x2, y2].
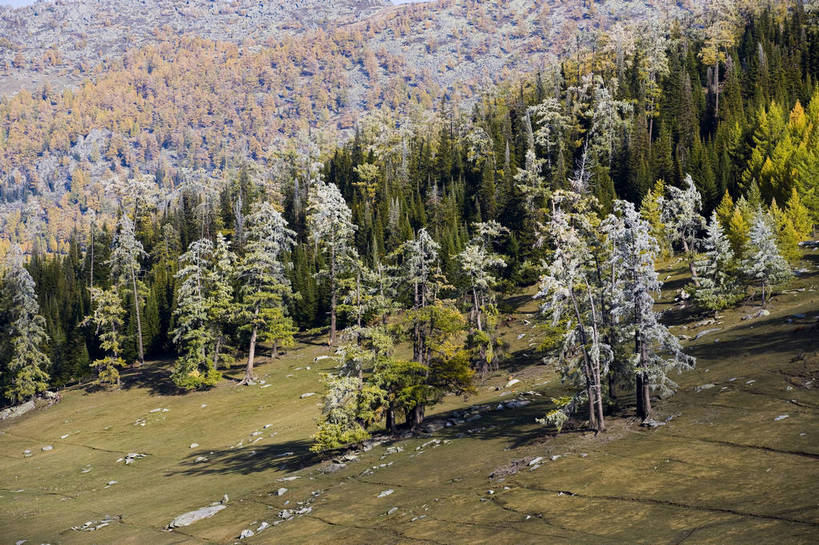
[387, 507, 398, 515]
[42, 445, 53, 451]
[0, 400, 36, 421]
[694, 328, 720, 340]
[275, 487, 288, 496]
[505, 378, 521, 388]
[754, 308, 770, 318]
[106, 480, 118, 486]
[528, 456, 543, 466]
[239, 529, 254, 539]
[696, 383, 715, 392]
[168, 505, 226, 528]
[300, 392, 316, 399]
[190, 443, 199, 449]
[774, 414, 789, 421]
[377, 489, 394, 498]
[194, 456, 208, 463]
[640, 418, 665, 428]
[257, 521, 269, 532]
[550, 455, 561, 461]
[506, 399, 530, 408]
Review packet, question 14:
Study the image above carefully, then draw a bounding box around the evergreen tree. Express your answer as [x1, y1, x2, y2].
[661, 174, 705, 277]
[171, 239, 221, 389]
[1, 248, 51, 403]
[237, 202, 296, 384]
[605, 201, 694, 421]
[307, 178, 357, 345]
[693, 212, 740, 314]
[109, 215, 147, 366]
[741, 211, 792, 307]
[83, 286, 127, 387]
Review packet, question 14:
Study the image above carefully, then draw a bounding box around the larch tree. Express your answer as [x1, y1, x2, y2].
[741, 211, 792, 307]
[109, 215, 148, 367]
[693, 212, 739, 314]
[605, 201, 694, 421]
[307, 178, 357, 345]
[662, 174, 705, 278]
[1, 247, 51, 403]
[84, 286, 127, 388]
[238, 202, 296, 384]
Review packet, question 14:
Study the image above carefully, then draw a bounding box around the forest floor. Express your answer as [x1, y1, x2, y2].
[1, 251, 818, 545]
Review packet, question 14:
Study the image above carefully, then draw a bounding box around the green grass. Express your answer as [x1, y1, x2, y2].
[1, 255, 818, 544]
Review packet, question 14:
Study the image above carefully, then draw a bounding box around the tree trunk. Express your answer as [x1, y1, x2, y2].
[636, 333, 651, 420]
[386, 407, 396, 434]
[272, 340, 279, 359]
[241, 324, 258, 385]
[761, 282, 767, 308]
[329, 245, 337, 346]
[130, 268, 145, 367]
[408, 404, 425, 431]
[214, 336, 223, 369]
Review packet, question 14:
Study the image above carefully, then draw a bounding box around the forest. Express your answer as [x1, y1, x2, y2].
[1, 3, 818, 455]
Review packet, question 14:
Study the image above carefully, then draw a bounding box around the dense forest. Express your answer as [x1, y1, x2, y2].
[1, 3, 818, 451]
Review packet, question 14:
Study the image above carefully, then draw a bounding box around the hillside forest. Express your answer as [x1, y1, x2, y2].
[1, 3, 818, 453]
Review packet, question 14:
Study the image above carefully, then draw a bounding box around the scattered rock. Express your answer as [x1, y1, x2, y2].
[754, 308, 770, 318]
[190, 443, 199, 449]
[695, 383, 715, 392]
[506, 399, 530, 408]
[275, 488, 288, 496]
[168, 505, 226, 529]
[640, 418, 666, 428]
[300, 392, 316, 399]
[257, 521, 269, 532]
[194, 456, 208, 463]
[377, 489, 394, 498]
[550, 455, 561, 461]
[277, 476, 301, 482]
[528, 456, 543, 466]
[0, 400, 36, 422]
[106, 480, 118, 486]
[123, 452, 146, 465]
[239, 529, 254, 539]
[387, 507, 398, 515]
[694, 328, 721, 340]
[42, 445, 53, 452]
[505, 378, 521, 388]
[774, 414, 789, 421]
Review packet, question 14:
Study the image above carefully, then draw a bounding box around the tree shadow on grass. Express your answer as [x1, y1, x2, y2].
[167, 437, 319, 477]
[119, 361, 188, 396]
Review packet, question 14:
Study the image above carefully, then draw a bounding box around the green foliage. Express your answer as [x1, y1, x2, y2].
[83, 286, 127, 388]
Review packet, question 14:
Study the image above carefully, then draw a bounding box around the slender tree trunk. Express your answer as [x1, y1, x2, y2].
[242, 325, 257, 385]
[636, 332, 651, 420]
[386, 407, 395, 434]
[130, 268, 145, 367]
[272, 340, 279, 359]
[408, 404, 425, 430]
[214, 336, 223, 369]
[570, 289, 600, 432]
[761, 282, 767, 308]
[329, 245, 337, 346]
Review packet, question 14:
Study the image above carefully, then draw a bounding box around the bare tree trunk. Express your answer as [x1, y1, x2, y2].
[329, 245, 337, 346]
[386, 407, 396, 434]
[636, 332, 651, 420]
[242, 326, 258, 385]
[130, 268, 145, 367]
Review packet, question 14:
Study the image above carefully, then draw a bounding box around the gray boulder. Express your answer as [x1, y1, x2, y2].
[168, 504, 226, 528]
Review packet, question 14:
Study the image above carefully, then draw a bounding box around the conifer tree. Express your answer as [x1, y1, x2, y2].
[639, 179, 669, 257]
[237, 202, 296, 384]
[109, 215, 147, 366]
[84, 286, 127, 387]
[693, 212, 739, 314]
[208, 233, 236, 367]
[741, 212, 792, 307]
[1, 248, 51, 403]
[605, 201, 694, 421]
[171, 238, 221, 389]
[661, 174, 705, 278]
[307, 178, 357, 345]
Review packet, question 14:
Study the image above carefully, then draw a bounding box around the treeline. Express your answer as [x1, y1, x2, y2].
[0, 6, 817, 440]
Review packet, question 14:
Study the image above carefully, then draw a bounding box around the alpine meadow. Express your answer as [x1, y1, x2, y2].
[1, 1, 818, 544]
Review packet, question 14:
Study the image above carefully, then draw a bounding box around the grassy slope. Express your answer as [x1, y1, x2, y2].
[1, 253, 817, 545]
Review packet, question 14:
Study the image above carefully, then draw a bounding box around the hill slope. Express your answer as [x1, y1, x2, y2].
[1, 259, 817, 544]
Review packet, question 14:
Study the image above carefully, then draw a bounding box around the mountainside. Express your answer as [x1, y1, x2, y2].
[0, 0, 716, 254]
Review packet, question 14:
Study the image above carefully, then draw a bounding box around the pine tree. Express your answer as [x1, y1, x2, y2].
[605, 201, 694, 421]
[109, 215, 147, 367]
[307, 178, 357, 345]
[208, 233, 236, 367]
[639, 180, 669, 257]
[237, 202, 296, 384]
[1, 248, 51, 403]
[83, 286, 127, 387]
[693, 212, 739, 314]
[741, 211, 792, 307]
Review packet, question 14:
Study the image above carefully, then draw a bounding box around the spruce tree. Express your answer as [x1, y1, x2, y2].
[662, 174, 705, 278]
[237, 202, 296, 384]
[84, 286, 127, 387]
[693, 212, 739, 314]
[109, 215, 147, 367]
[1, 248, 51, 403]
[307, 178, 357, 345]
[741, 211, 792, 307]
